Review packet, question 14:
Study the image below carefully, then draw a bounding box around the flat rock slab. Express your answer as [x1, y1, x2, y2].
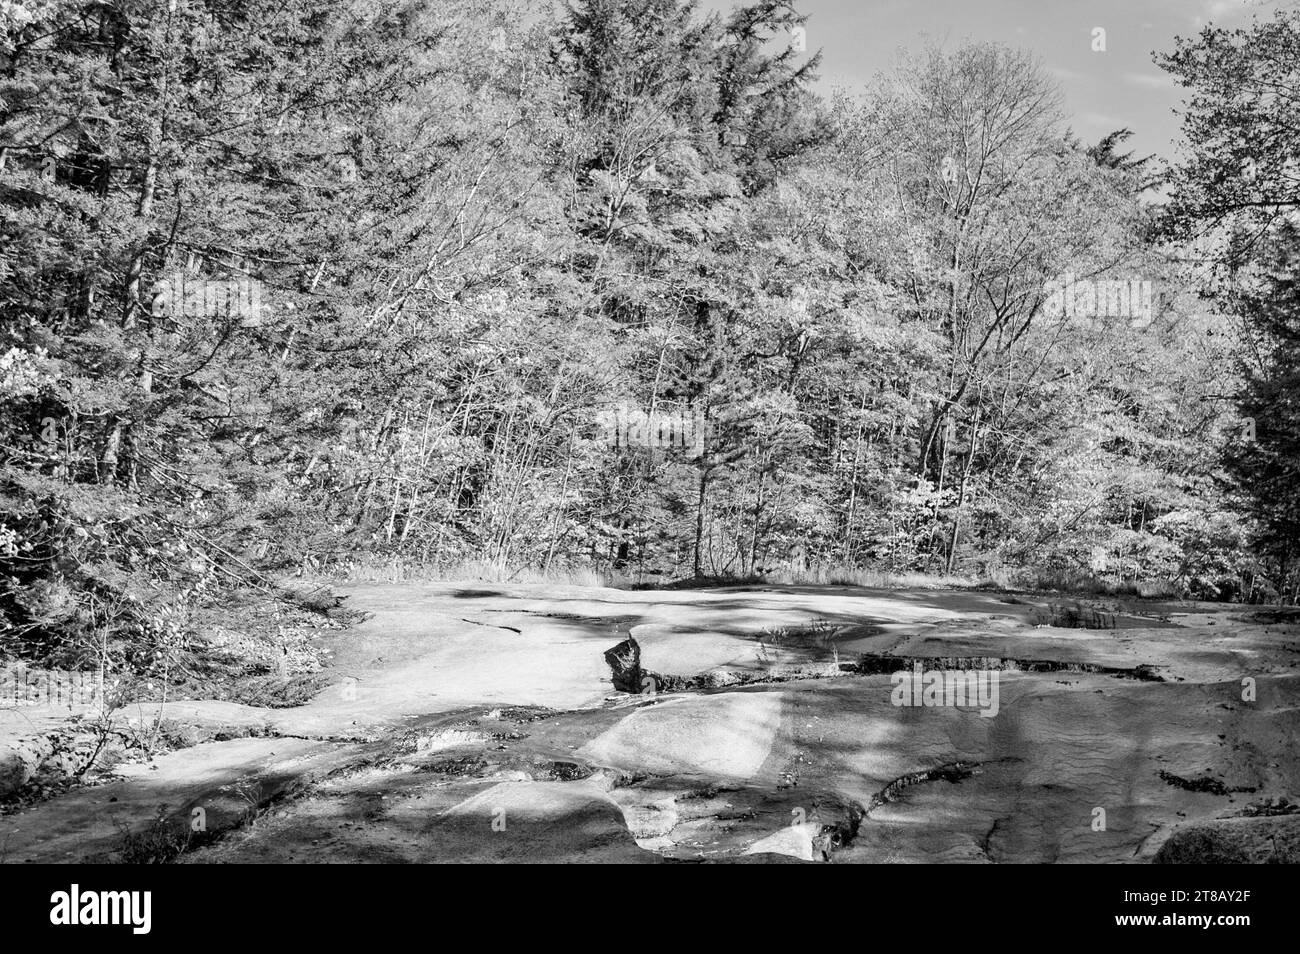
[1154, 814, 1300, 863]
[435, 780, 656, 863]
[742, 822, 819, 861]
[2, 737, 354, 863]
[6, 582, 1300, 864]
[184, 770, 659, 864]
[579, 691, 785, 779]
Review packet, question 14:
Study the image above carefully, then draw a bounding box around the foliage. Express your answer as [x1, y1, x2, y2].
[0, 0, 1289, 682]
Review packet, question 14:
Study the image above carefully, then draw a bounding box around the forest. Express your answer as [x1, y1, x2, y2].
[2, 0, 1299, 675]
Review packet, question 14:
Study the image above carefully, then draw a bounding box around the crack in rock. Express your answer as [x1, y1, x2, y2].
[457, 617, 522, 634]
[978, 815, 1013, 860]
[1158, 770, 1255, 796]
[604, 641, 1164, 702]
[865, 757, 1023, 818]
[844, 653, 1163, 682]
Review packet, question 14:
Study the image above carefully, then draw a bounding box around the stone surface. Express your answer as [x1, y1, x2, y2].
[1154, 814, 1300, 864]
[4, 582, 1298, 863]
[579, 691, 785, 779]
[0, 744, 34, 798]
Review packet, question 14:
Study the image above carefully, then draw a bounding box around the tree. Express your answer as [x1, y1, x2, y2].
[0, 0, 526, 653]
[1223, 223, 1300, 597]
[1158, 7, 1300, 598]
[1157, 9, 1300, 274]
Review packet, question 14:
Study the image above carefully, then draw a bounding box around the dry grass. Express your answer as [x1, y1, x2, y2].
[765, 564, 980, 590]
[324, 554, 1192, 601]
[1011, 567, 1183, 599]
[327, 555, 622, 588]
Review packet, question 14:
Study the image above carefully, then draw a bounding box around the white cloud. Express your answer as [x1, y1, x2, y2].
[1080, 112, 1124, 127]
[1123, 71, 1177, 89]
[1195, 0, 1259, 26]
[1050, 65, 1086, 81]
[1205, 0, 1253, 18]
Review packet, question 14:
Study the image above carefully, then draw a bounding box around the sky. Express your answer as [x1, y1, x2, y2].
[700, 0, 1290, 167]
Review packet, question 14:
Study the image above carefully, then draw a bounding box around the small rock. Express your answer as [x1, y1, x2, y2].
[0, 751, 30, 797]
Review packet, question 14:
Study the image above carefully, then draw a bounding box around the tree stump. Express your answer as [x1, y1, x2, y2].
[603, 636, 643, 693]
